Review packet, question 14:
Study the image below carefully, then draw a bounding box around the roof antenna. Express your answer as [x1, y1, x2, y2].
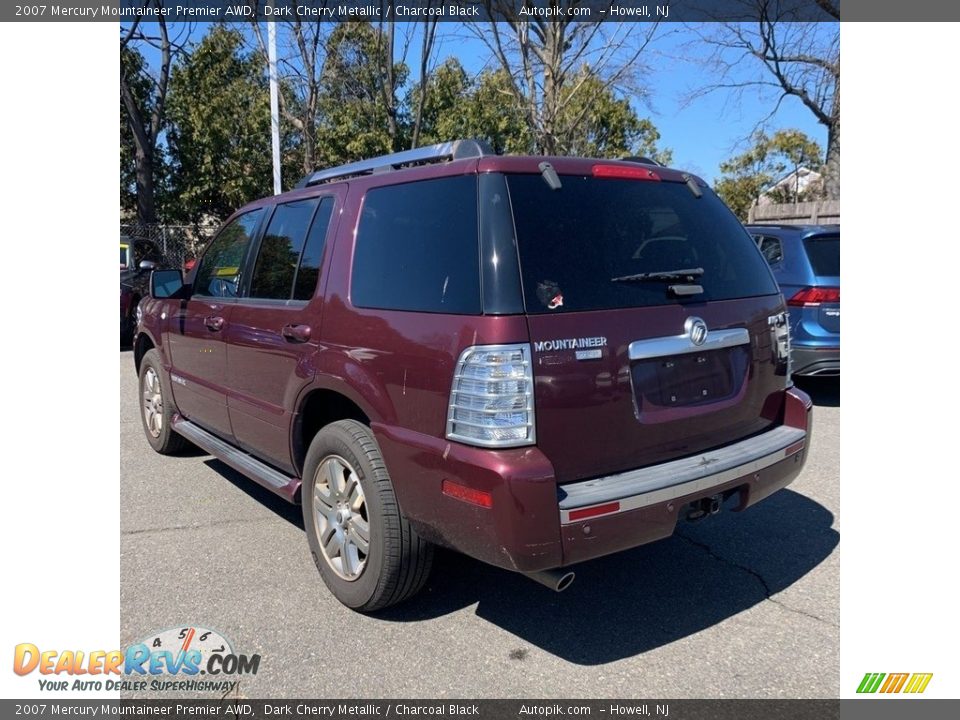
[539, 162, 562, 191]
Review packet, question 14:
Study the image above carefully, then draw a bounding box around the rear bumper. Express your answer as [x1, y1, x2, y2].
[374, 387, 812, 573]
[557, 425, 805, 525]
[792, 344, 840, 376]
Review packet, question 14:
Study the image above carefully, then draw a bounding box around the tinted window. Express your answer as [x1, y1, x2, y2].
[758, 236, 783, 265]
[249, 199, 318, 299]
[804, 235, 840, 276]
[194, 210, 264, 298]
[352, 176, 480, 314]
[506, 175, 778, 313]
[293, 197, 335, 301]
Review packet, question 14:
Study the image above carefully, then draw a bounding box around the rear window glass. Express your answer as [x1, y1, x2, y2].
[506, 175, 778, 313]
[352, 176, 480, 314]
[804, 235, 840, 276]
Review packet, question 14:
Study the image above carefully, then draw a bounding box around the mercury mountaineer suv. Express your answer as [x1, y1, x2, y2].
[134, 139, 811, 611]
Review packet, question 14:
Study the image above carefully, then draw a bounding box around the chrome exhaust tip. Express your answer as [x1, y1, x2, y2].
[525, 568, 576, 592]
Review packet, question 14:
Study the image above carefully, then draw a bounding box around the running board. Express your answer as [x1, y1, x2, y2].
[172, 417, 301, 502]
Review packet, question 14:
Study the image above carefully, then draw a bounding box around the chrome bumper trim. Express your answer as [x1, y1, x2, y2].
[558, 425, 806, 524]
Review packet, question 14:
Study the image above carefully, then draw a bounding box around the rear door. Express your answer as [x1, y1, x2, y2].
[225, 192, 341, 473]
[506, 172, 789, 483]
[166, 209, 264, 440]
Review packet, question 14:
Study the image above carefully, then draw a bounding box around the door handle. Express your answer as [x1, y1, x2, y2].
[204, 315, 225, 332]
[282, 324, 311, 343]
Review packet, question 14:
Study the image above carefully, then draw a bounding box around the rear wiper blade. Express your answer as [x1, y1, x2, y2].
[611, 267, 705, 283]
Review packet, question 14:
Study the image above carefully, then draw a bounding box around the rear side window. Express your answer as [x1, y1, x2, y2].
[506, 175, 778, 313]
[250, 199, 319, 300]
[804, 235, 840, 276]
[352, 176, 480, 314]
[757, 236, 784, 265]
[294, 198, 334, 301]
[194, 209, 264, 298]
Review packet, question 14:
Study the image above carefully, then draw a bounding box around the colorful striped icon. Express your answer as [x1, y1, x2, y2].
[857, 672, 933, 694]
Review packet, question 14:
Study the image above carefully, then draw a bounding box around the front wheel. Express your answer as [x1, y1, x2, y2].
[138, 349, 187, 455]
[302, 420, 433, 611]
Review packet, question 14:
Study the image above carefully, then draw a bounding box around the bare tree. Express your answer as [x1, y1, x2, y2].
[373, 14, 441, 151]
[690, 0, 840, 198]
[410, 12, 440, 149]
[120, 3, 192, 223]
[248, 12, 441, 168]
[375, 12, 400, 149]
[474, 1, 659, 155]
[248, 5, 330, 176]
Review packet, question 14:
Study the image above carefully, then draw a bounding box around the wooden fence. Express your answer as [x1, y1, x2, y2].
[747, 200, 840, 225]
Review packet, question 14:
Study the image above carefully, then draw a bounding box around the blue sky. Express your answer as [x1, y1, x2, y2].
[131, 21, 832, 184]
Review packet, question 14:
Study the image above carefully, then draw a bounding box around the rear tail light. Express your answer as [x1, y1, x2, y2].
[787, 287, 840, 307]
[592, 164, 661, 181]
[446, 343, 535, 448]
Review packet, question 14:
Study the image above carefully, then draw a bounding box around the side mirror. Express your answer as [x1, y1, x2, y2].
[139, 260, 157, 271]
[150, 269, 185, 299]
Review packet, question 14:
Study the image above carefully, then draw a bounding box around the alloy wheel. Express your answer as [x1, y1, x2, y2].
[142, 367, 163, 438]
[312, 455, 370, 581]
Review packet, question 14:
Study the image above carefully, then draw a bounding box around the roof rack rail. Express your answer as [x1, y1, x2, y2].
[295, 139, 494, 188]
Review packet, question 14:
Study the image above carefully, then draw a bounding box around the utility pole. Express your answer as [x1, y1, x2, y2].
[268, 9, 281, 195]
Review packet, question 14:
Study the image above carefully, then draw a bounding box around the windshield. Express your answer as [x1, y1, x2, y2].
[506, 174, 778, 313]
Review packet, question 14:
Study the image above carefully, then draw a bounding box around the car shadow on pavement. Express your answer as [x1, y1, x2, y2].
[196, 452, 838, 665]
[795, 377, 840, 407]
[377, 488, 838, 664]
[202, 458, 304, 530]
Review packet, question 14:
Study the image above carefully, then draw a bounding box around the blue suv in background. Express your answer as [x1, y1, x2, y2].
[746, 224, 840, 376]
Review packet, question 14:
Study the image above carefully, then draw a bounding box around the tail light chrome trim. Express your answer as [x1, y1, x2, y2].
[769, 310, 793, 384]
[446, 343, 536, 448]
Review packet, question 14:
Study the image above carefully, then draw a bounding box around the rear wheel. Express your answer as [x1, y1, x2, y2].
[138, 349, 187, 455]
[302, 420, 433, 611]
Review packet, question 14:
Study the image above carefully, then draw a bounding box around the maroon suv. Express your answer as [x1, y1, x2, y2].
[134, 140, 811, 611]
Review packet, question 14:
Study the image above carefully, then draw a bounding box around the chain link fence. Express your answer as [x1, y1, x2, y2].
[120, 223, 217, 269]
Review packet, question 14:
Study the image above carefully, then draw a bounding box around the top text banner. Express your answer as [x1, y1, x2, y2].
[7, 0, 869, 23]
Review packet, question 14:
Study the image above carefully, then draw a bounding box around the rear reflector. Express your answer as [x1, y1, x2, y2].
[787, 287, 840, 306]
[441, 480, 493, 508]
[592, 164, 660, 181]
[568, 501, 621, 522]
[784, 440, 805, 457]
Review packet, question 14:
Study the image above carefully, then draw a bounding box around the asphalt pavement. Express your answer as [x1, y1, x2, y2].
[120, 350, 839, 698]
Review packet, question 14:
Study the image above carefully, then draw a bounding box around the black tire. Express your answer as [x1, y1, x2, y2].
[138, 349, 188, 455]
[302, 419, 433, 612]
